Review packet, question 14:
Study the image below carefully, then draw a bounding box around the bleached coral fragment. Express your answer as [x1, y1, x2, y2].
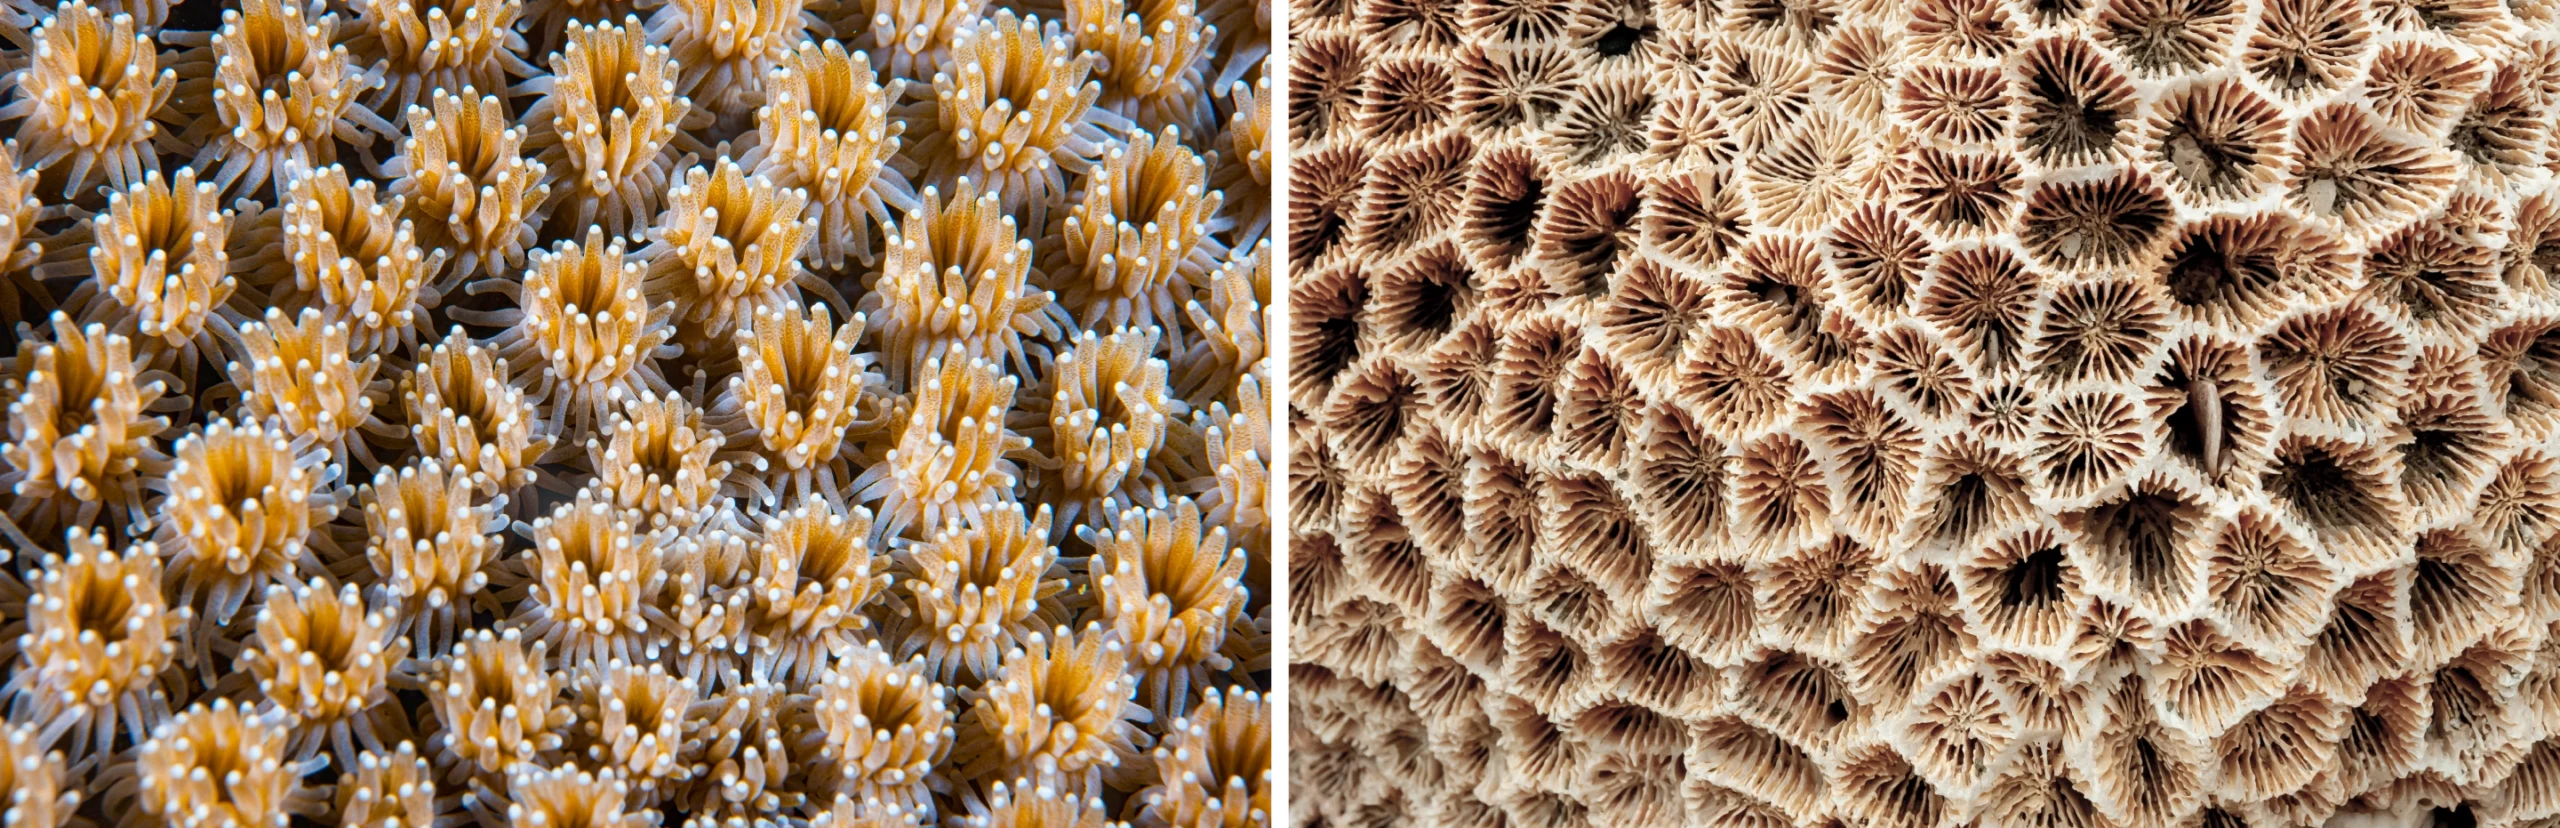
[1288, 0, 2560, 822]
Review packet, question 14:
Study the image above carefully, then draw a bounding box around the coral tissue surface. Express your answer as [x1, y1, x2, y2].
[1286, 0, 2560, 826]
[0, 0, 1272, 823]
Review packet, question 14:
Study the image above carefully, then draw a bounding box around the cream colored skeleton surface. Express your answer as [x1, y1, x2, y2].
[0, 0, 1272, 823]
[1288, 0, 2560, 825]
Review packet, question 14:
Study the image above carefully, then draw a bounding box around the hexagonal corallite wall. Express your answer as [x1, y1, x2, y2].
[1286, 0, 2560, 825]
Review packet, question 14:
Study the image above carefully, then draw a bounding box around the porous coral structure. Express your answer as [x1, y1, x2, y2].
[0, 0, 1270, 823]
[1289, 0, 2560, 826]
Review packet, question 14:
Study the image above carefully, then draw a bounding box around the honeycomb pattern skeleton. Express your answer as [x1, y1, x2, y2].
[1287, 0, 2560, 825]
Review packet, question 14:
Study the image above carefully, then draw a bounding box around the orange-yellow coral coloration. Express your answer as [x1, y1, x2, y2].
[1052, 125, 1225, 344]
[355, 457, 503, 656]
[953, 765, 1118, 828]
[164, 0, 396, 199]
[491, 226, 676, 430]
[744, 494, 890, 684]
[671, 676, 824, 822]
[910, 10, 1121, 222]
[1062, 0, 1212, 132]
[830, 0, 980, 80]
[716, 301, 880, 488]
[276, 163, 445, 356]
[1025, 325, 1174, 530]
[130, 699, 324, 826]
[425, 626, 571, 776]
[344, 0, 538, 119]
[0, 143, 45, 308]
[1190, 370, 1267, 563]
[808, 795, 922, 828]
[334, 742, 439, 828]
[850, 347, 1028, 542]
[1174, 243, 1265, 405]
[228, 306, 390, 456]
[861, 177, 1065, 386]
[386, 86, 549, 281]
[81, 167, 236, 353]
[643, 0, 819, 126]
[521, 15, 691, 238]
[953, 623, 1149, 792]
[1212, 77, 1267, 242]
[151, 417, 340, 633]
[640, 523, 754, 683]
[590, 390, 732, 529]
[640, 156, 817, 348]
[1, 530, 180, 759]
[511, 483, 670, 668]
[399, 327, 556, 495]
[744, 38, 914, 271]
[0, 0, 174, 199]
[815, 641, 952, 814]
[516, 0, 635, 49]
[236, 578, 406, 762]
[1086, 496, 1244, 717]
[0, 312, 169, 532]
[0, 0, 1269, 820]
[503, 763, 657, 828]
[898, 500, 1064, 683]
[568, 659, 698, 801]
[0, 723, 78, 828]
[1135, 686, 1266, 828]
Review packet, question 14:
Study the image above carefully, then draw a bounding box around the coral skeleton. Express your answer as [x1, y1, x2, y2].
[1289, 0, 2560, 825]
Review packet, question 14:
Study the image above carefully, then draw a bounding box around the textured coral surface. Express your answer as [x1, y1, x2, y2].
[0, 0, 1271, 823]
[1286, 0, 2560, 826]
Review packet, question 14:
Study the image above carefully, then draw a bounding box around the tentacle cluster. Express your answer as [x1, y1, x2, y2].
[0, 0, 1267, 824]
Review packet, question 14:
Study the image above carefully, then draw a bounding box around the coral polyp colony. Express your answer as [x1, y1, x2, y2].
[0, 0, 1269, 822]
[1290, 0, 2560, 825]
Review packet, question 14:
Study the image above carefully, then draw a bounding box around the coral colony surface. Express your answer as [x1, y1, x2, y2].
[1287, 0, 2560, 825]
[0, 0, 1271, 822]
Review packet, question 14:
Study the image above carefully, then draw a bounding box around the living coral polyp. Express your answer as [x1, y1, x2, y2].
[0, 0, 1270, 822]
